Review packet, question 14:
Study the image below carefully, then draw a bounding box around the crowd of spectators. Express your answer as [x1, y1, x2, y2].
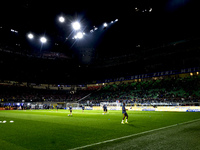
[0, 75, 200, 106]
[87, 75, 200, 105]
[0, 84, 90, 102]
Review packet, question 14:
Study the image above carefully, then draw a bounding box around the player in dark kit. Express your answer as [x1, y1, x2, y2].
[121, 102, 128, 124]
[68, 106, 72, 116]
[82, 105, 85, 113]
[103, 104, 107, 115]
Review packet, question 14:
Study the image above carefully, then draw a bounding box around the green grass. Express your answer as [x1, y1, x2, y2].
[0, 110, 200, 150]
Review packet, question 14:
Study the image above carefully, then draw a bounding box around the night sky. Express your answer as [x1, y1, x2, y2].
[0, 0, 199, 83]
[1, 0, 199, 54]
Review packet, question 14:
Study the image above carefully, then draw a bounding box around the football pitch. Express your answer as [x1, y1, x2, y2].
[0, 110, 200, 150]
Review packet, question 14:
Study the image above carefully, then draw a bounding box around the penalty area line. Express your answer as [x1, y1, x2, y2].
[69, 118, 200, 150]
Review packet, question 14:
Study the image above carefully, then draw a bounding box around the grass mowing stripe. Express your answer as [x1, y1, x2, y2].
[69, 118, 200, 150]
[0, 139, 28, 150]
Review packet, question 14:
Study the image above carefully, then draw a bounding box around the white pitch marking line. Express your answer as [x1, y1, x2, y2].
[69, 118, 200, 150]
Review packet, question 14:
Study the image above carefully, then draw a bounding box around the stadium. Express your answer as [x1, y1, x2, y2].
[0, 0, 200, 150]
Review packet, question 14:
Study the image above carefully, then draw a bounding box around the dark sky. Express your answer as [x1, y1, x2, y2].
[0, 0, 199, 55]
[0, 0, 200, 83]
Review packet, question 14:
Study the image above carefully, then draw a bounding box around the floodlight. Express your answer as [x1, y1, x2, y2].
[103, 23, 108, 27]
[59, 16, 65, 23]
[28, 33, 34, 39]
[115, 19, 118, 22]
[11, 29, 18, 33]
[72, 21, 81, 30]
[77, 32, 83, 39]
[40, 37, 47, 43]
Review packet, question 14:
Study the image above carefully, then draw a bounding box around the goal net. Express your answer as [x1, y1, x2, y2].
[100, 102, 121, 110]
[100, 102, 121, 107]
[66, 103, 80, 109]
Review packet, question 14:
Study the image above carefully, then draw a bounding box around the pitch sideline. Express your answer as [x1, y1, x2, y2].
[69, 118, 200, 150]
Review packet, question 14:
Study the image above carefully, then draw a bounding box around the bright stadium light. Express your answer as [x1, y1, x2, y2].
[40, 37, 47, 43]
[73, 32, 84, 39]
[72, 21, 81, 30]
[90, 29, 94, 33]
[103, 23, 108, 27]
[77, 32, 83, 39]
[27, 33, 34, 39]
[59, 16, 65, 23]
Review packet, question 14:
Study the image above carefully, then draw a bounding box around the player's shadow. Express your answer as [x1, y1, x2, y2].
[127, 123, 137, 127]
[127, 120, 145, 128]
[127, 120, 137, 127]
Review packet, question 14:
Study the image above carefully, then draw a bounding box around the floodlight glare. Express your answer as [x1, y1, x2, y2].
[59, 16, 65, 23]
[40, 37, 47, 43]
[103, 23, 108, 27]
[77, 32, 83, 39]
[28, 33, 34, 39]
[72, 21, 81, 30]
